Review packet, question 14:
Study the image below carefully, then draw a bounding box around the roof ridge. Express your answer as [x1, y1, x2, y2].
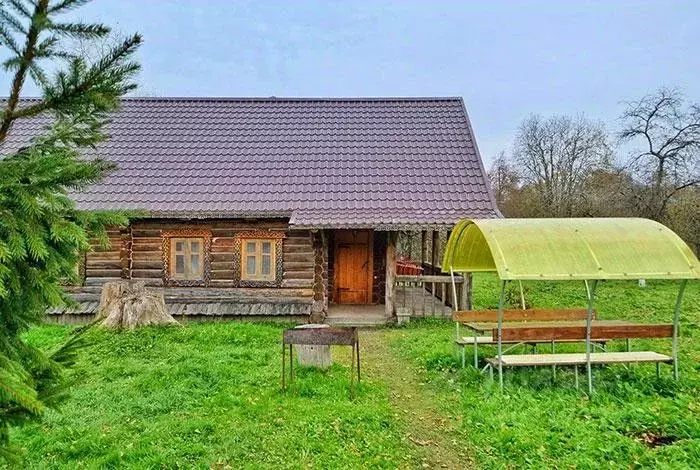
[6, 96, 463, 102]
[117, 96, 464, 103]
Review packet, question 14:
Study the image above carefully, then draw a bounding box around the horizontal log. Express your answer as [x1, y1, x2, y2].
[131, 269, 163, 279]
[131, 250, 162, 260]
[131, 260, 163, 270]
[85, 256, 121, 269]
[283, 253, 314, 263]
[283, 261, 314, 271]
[132, 243, 162, 252]
[211, 237, 234, 245]
[453, 308, 595, 323]
[210, 271, 234, 280]
[130, 229, 162, 238]
[283, 270, 314, 280]
[283, 245, 313, 255]
[85, 269, 122, 279]
[494, 324, 674, 342]
[282, 279, 313, 288]
[211, 261, 234, 272]
[84, 276, 123, 286]
[86, 251, 121, 261]
[211, 253, 234, 263]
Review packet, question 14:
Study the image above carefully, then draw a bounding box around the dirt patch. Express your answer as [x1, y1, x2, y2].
[637, 431, 679, 448]
[361, 330, 476, 469]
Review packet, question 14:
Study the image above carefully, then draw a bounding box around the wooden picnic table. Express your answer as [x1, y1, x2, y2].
[463, 319, 636, 334]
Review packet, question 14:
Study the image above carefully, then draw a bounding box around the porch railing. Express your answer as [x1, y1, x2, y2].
[395, 274, 469, 320]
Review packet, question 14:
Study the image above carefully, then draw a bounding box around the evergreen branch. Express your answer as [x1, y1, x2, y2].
[48, 0, 90, 14]
[7, 0, 31, 18]
[0, 25, 22, 55]
[0, 8, 27, 35]
[0, 0, 48, 144]
[48, 21, 108, 38]
[10, 33, 142, 121]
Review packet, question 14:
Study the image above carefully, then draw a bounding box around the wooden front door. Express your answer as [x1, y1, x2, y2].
[334, 230, 373, 304]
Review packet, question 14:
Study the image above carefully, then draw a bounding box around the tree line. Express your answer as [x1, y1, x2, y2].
[489, 88, 700, 255]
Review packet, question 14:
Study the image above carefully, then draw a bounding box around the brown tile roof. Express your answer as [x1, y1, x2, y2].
[2, 97, 500, 229]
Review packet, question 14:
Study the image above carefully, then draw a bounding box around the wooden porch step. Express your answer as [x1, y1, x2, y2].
[486, 351, 673, 367]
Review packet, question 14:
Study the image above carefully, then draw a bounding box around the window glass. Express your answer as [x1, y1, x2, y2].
[175, 254, 185, 274]
[241, 238, 277, 281]
[170, 237, 205, 280]
[246, 255, 256, 274]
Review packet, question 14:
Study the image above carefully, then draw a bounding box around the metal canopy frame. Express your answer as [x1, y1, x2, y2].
[443, 218, 698, 394]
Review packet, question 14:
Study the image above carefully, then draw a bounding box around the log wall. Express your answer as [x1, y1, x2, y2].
[84, 228, 124, 286]
[85, 219, 315, 296]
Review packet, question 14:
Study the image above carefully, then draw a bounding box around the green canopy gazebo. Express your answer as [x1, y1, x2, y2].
[442, 218, 699, 393]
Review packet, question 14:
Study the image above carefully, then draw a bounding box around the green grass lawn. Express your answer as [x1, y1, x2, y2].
[9, 275, 700, 469]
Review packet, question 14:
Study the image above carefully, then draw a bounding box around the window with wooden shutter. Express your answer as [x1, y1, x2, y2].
[241, 239, 276, 281]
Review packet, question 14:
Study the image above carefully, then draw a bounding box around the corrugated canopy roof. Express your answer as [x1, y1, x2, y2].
[442, 218, 700, 280]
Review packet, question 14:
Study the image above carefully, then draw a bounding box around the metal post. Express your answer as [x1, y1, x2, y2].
[282, 339, 286, 391]
[518, 280, 526, 310]
[356, 338, 361, 382]
[350, 343, 356, 399]
[289, 344, 294, 384]
[585, 279, 598, 395]
[497, 280, 508, 391]
[574, 366, 579, 391]
[473, 336, 478, 368]
[672, 280, 687, 381]
[551, 341, 556, 382]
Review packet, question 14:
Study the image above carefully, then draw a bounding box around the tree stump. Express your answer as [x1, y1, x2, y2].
[294, 324, 332, 369]
[96, 280, 179, 330]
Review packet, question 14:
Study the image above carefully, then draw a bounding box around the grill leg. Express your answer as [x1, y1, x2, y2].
[282, 341, 286, 391]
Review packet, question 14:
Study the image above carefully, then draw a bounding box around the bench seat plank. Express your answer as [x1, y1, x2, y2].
[485, 351, 672, 367]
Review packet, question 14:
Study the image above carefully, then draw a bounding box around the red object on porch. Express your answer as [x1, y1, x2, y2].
[396, 257, 423, 275]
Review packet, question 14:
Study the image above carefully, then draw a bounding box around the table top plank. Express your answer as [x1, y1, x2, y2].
[464, 319, 636, 333]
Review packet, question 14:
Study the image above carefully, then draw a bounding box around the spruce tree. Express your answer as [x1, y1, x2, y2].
[0, 0, 141, 461]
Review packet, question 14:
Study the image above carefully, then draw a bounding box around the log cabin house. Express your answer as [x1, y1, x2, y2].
[38, 97, 499, 323]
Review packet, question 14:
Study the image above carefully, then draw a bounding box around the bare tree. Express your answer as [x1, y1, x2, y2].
[512, 114, 613, 217]
[488, 151, 519, 208]
[619, 88, 700, 221]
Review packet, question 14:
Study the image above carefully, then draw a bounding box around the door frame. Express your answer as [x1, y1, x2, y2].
[333, 229, 374, 304]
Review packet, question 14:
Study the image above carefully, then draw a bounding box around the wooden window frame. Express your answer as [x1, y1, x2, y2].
[241, 239, 277, 282]
[162, 230, 212, 287]
[170, 238, 205, 280]
[233, 231, 285, 287]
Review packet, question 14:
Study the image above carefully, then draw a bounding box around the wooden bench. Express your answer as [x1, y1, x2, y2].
[453, 308, 599, 368]
[486, 323, 674, 389]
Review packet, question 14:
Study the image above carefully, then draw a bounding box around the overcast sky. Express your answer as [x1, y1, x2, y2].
[5, 0, 700, 165]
